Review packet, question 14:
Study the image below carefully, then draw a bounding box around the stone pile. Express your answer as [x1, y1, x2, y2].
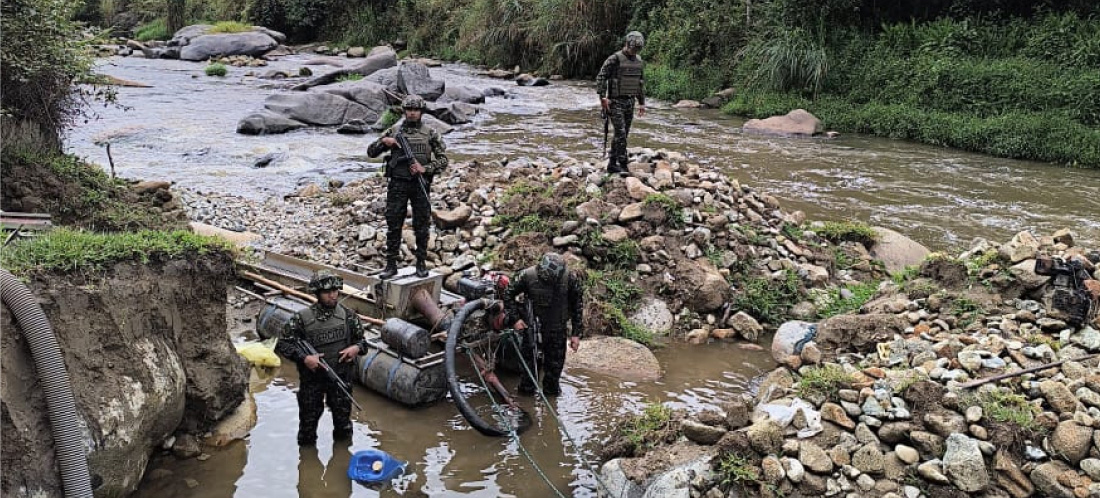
[600, 230, 1100, 498]
[183, 148, 903, 338]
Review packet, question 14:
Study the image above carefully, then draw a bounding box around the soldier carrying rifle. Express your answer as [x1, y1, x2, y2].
[275, 270, 368, 446]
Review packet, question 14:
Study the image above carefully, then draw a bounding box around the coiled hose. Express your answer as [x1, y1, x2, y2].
[1, 269, 94, 498]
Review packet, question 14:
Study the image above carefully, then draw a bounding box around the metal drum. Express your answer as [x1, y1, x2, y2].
[355, 347, 447, 406]
[381, 318, 431, 359]
[256, 297, 309, 340]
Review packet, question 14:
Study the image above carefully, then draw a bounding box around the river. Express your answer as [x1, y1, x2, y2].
[68, 53, 1099, 497]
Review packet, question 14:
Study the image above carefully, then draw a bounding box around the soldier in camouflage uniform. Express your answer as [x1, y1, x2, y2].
[276, 270, 368, 446]
[503, 253, 584, 396]
[367, 94, 450, 280]
[596, 31, 646, 174]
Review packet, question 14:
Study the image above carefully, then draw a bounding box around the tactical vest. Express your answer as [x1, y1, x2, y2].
[299, 305, 352, 359]
[386, 125, 433, 179]
[521, 268, 570, 332]
[610, 52, 644, 98]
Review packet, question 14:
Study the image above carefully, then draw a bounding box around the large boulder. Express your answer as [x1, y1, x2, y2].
[772, 320, 816, 363]
[868, 227, 929, 274]
[179, 31, 279, 61]
[1, 254, 247, 498]
[291, 47, 398, 90]
[263, 92, 376, 126]
[319, 80, 390, 119]
[428, 102, 478, 125]
[381, 115, 454, 135]
[236, 109, 307, 135]
[679, 260, 728, 313]
[439, 84, 486, 104]
[566, 336, 661, 381]
[397, 61, 445, 101]
[742, 109, 822, 137]
[628, 297, 674, 336]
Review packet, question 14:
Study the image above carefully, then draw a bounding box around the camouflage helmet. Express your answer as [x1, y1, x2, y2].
[625, 31, 645, 50]
[402, 94, 427, 110]
[308, 269, 344, 294]
[536, 252, 566, 283]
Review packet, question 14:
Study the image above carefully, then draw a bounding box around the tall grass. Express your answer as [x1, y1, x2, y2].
[739, 28, 829, 98]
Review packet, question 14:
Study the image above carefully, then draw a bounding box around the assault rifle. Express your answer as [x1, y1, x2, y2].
[292, 339, 363, 412]
[601, 109, 609, 158]
[394, 132, 433, 200]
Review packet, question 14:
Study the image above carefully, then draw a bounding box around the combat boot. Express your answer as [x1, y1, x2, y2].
[415, 259, 429, 278]
[379, 259, 398, 280]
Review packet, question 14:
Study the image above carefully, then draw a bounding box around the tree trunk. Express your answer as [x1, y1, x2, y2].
[166, 0, 186, 36]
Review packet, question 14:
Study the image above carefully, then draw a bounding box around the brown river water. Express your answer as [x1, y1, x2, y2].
[66, 54, 1099, 497]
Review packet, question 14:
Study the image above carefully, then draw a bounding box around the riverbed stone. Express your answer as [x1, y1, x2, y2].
[179, 31, 279, 61]
[742, 109, 822, 137]
[942, 433, 988, 491]
[1040, 380, 1080, 414]
[1030, 461, 1075, 498]
[1049, 420, 1093, 464]
[565, 336, 660, 381]
[628, 297, 674, 336]
[727, 311, 763, 342]
[681, 420, 726, 445]
[236, 109, 307, 135]
[799, 441, 834, 474]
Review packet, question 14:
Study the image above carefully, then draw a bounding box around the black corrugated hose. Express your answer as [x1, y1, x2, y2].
[1, 269, 94, 497]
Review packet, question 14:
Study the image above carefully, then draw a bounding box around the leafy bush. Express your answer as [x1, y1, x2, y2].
[795, 364, 855, 402]
[336, 73, 364, 82]
[135, 18, 170, 41]
[816, 220, 876, 245]
[732, 269, 804, 325]
[205, 62, 228, 77]
[621, 403, 672, 450]
[716, 453, 760, 490]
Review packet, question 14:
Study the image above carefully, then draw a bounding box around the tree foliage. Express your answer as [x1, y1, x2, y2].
[1, 0, 102, 152]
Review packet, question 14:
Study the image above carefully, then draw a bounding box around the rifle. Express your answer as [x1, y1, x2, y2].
[601, 109, 609, 158]
[394, 132, 433, 201]
[523, 298, 542, 379]
[292, 338, 363, 412]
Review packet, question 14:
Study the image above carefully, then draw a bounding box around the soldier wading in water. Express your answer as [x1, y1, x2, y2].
[276, 270, 368, 446]
[503, 253, 584, 396]
[596, 31, 647, 175]
[368, 94, 449, 280]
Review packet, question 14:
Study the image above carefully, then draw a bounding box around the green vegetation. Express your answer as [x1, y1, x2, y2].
[795, 364, 855, 402]
[1024, 332, 1062, 352]
[962, 390, 1046, 433]
[207, 20, 253, 33]
[135, 19, 171, 41]
[377, 108, 400, 130]
[621, 403, 672, 450]
[716, 453, 759, 491]
[583, 269, 652, 345]
[491, 213, 553, 235]
[816, 281, 878, 318]
[731, 269, 804, 325]
[1, 229, 232, 275]
[336, 73, 364, 82]
[815, 221, 877, 245]
[891, 265, 920, 285]
[205, 62, 228, 77]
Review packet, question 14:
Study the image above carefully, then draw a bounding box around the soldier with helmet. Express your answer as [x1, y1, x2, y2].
[502, 252, 585, 396]
[275, 270, 368, 445]
[367, 94, 450, 279]
[596, 31, 647, 174]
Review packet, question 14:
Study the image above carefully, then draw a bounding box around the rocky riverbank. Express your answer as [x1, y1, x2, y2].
[598, 231, 1100, 497]
[182, 147, 926, 341]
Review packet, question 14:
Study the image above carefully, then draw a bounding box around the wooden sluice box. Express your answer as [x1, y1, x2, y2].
[241, 251, 466, 406]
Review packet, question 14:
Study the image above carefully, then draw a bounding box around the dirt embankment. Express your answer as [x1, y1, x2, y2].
[1, 252, 247, 498]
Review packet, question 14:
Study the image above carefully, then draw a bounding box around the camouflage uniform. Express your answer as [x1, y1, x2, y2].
[276, 301, 368, 445]
[503, 255, 584, 396]
[596, 33, 646, 174]
[367, 98, 449, 274]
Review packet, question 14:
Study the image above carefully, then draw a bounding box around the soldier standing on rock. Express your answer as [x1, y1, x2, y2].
[596, 31, 647, 175]
[276, 270, 368, 446]
[503, 253, 584, 396]
[367, 94, 449, 279]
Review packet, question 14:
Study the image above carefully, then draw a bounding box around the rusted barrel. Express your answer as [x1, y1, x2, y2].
[381, 318, 430, 358]
[355, 347, 447, 406]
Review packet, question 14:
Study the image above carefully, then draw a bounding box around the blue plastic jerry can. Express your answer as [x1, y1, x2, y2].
[348, 449, 406, 484]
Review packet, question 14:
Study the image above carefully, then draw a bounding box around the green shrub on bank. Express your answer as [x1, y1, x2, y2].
[205, 63, 228, 77]
[135, 19, 170, 41]
[0, 229, 232, 275]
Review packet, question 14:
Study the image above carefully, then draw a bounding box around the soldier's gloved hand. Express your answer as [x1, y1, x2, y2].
[513, 319, 528, 330]
[410, 161, 426, 175]
[338, 345, 361, 363]
[637, 104, 646, 117]
[569, 336, 580, 352]
[600, 98, 610, 112]
[382, 137, 399, 148]
[304, 354, 322, 371]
